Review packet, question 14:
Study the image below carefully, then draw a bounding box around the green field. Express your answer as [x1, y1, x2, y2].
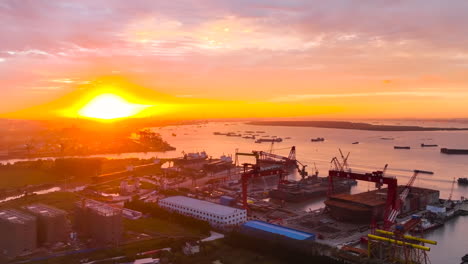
[0, 191, 79, 211]
[124, 217, 204, 238]
[0, 168, 63, 189]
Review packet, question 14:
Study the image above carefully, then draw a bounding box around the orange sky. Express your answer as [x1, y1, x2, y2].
[1, 1, 468, 120]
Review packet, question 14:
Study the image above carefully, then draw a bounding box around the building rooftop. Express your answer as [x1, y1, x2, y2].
[160, 196, 245, 216]
[25, 203, 66, 218]
[0, 209, 36, 225]
[327, 186, 439, 207]
[243, 220, 315, 240]
[76, 199, 122, 217]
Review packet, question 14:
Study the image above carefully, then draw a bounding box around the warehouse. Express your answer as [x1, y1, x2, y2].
[0, 209, 37, 258]
[241, 220, 316, 241]
[24, 203, 69, 246]
[158, 196, 247, 229]
[75, 199, 123, 246]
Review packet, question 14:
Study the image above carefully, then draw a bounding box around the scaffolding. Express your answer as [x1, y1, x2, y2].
[367, 229, 436, 264]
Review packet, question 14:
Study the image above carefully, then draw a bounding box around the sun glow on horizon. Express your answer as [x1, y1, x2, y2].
[77, 93, 148, 120]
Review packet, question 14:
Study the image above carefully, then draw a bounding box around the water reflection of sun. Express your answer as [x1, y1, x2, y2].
[78, 93, 148, 120]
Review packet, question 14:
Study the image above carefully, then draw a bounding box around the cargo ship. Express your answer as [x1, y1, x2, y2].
[414, 169, 434, 175]
[269, 176, 355, 202]
[411, 218, 443, 233]
[311, 137, 325, 142]
[255, 138, 283, 143]
[421, 144, 438, 147]
[441, 148, 468, 155]
[394, 146, 411, 149]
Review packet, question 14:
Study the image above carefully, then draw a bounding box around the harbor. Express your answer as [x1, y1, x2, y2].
[1, 121, 468, 263]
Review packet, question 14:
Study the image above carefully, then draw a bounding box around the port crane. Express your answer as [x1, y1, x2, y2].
[240, 163, 284, 209]
[296, 160, 308, 179]
[235, 146, 297, 168]
[444, 177, 456, 208]
[330, 149, 351, 172]
[383, 170, 420, 229]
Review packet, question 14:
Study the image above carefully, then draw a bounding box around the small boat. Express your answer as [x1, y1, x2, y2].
[414, 169, 434, 175]
[213, 132, 226, 135]
[421, 144, 438, 147]
[256, 131, 266, 133]
[352, 142, 359, 145]
[394, 146, 410, 149]
[311, 137, 325, 142]
[172, 133, 177, 137]
[411, 218, 443, 233]
[458, 178, 468, 185]
[380, 137, 394, 140]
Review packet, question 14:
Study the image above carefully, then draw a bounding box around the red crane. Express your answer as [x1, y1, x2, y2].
[328, 169, 398, 220]
[241, 163, 284, 209]
[383, 170, 420, 229]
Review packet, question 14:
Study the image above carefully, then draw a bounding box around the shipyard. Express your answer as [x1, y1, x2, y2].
[1, 120, 468, 264]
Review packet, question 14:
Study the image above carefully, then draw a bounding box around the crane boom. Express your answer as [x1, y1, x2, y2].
[384, 170, 420, 229]
[448, 177, 456, 201]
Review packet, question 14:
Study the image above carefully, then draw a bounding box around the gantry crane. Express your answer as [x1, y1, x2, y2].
[235, 146, 297, 168]
[240, 163, 284, 209]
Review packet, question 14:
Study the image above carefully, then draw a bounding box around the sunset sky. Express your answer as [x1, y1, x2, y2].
[1, 0, 468, 120]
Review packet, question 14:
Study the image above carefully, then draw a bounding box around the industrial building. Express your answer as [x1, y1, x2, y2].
[0, 209, 37, 258]
[75, 199, 123, 245]
[241, 220, 316, 241]
[158, 196, 247, 229]
[325, 186, 439, 223]
[24, 204, 68, 245]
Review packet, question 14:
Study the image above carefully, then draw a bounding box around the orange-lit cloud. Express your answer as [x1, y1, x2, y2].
[1, 1, 468, 119]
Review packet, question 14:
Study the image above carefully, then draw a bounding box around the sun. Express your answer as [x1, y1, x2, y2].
[78, 93, 148, 120]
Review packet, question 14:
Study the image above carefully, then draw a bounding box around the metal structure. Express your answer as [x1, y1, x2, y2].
[367, 229, 436, 264]
[241, 163, 284, 209]
[448, 177, 456, 202]
[384, 170, 420, 229]
[328, 169, 398, 216]
[235, 146, 297, 168]
[328, 157, 421, 231]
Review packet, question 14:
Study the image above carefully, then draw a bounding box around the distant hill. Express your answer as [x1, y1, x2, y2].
[248, 120, 468, 131]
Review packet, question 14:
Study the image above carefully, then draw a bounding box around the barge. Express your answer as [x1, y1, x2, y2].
[441, 148, 468, 155]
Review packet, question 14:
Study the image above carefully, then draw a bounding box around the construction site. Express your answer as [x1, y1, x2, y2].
[1, 142, 467, 264]
[211, 146, 468, 264]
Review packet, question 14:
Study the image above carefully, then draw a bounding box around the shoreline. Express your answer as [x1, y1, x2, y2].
[248, 121, 468, 132]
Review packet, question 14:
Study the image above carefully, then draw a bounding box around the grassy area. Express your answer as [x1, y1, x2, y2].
[0, 168, 62, 189]
[28, 237, 287, 264]
[173, 240, 286, 264]
[124, 217, 203, 238]
[0, 192, 79, 212]
[31, 237, 178, 264]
